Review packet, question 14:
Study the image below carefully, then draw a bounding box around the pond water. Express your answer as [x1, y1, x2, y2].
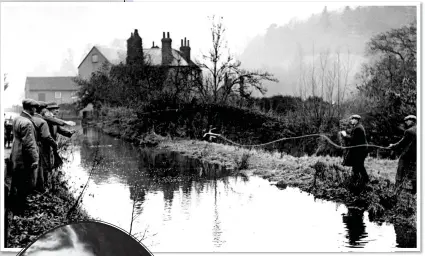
[60, 125, 415, 252]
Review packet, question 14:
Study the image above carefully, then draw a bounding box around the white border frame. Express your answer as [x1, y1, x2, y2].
[0, 1, 422, 254]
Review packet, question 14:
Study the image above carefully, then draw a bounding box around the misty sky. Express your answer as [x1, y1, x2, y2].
[1, 1, 360, 108]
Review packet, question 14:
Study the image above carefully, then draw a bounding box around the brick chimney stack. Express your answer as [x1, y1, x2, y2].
[126, 32, 134, 64]
[179, 37, 191, 63]
[161, 32, 172, 65]
[127, 29, 143, 65]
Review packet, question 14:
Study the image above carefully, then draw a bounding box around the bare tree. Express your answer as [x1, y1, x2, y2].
[197, 15, 278, 104]
[129, 184, 142, 236]
[164, 56, 202, 105]
[128, 184, 157, 243]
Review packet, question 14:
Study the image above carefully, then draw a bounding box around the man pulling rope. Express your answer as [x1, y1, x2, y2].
[203, 114, 416, 187]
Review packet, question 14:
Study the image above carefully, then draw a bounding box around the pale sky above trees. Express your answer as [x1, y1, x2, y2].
[1, 1, 409, 108]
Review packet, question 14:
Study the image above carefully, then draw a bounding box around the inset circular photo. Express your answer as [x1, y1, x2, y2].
[17, 220, 154, 256]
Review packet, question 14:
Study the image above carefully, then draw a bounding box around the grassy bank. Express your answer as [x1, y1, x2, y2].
[4, 155, 90, 249]
[92, 118, 416, 231]
[158, 139, 415, 228]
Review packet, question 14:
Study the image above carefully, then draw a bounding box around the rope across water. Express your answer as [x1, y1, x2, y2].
[205, 132, 391, 150]
[68, 122, 390, 150]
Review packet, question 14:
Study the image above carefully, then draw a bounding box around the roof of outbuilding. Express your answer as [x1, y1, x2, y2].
[25, 76, 78, 91]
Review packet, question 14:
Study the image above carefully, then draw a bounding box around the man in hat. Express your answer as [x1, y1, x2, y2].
[341, 114, 369, 183]
[44, 102, 76, 141]
[9, 99, 39, 214]
[43, 102, 76, 189]
[40, 101, 76, 128]
[389, 115, 417, 193]
[32, 101, 58, 191]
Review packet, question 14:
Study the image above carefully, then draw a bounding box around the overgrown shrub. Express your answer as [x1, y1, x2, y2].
[234, 152, 250, 170]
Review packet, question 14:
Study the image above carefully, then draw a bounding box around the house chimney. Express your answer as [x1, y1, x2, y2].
[133, 29, 143, 64]
[126, 32, 135, 64]
[161, 31, 172, 65]
[179, 37, 191, 63]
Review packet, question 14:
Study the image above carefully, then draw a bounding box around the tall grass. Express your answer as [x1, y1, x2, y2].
[234, 152, 250, 170]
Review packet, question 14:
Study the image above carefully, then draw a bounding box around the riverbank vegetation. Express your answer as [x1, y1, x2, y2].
[4, 137, 90, 248]
[74, 14, 417, 235]
[157, 139, 415, 229]
[76, 19, 416, 159]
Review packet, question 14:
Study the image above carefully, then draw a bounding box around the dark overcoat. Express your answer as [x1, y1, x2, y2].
[392, 125, 416, 185]
[343, 123, 368, 166]
[393, 125, 416, 162]
[10, 112, 39, 171]
[10, 112, 39, 191]
[44, 115, 73, 169]
[33, 114, 58, 189]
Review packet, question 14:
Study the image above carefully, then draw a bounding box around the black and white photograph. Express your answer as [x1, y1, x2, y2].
[1, 1, 420, 253]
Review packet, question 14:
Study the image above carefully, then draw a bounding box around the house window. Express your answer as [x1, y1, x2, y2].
[71, 91, 78, 99]
[92, 54, 98, 63]
[55, 92, 62, 99]
[38, 93, 46, 101]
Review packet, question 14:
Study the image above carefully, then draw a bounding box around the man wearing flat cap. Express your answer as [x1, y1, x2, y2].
[43, 102, 76, 189]
[389, 115, 417, 193]
[9, 99, 39, 214]
[341, 114, 369, 184]
[44, 102, 75, 141]
[39, 101, 76, 128]
[32, 101, 58, 192]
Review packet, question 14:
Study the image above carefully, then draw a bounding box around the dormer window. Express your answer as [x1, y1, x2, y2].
[92, 54, 98, 63]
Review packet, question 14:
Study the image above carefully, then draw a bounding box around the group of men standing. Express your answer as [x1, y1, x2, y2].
[341, 114, 417, 193]
[7, 99, 76, 215]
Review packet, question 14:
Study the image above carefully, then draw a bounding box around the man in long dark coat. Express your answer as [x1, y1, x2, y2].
[43, 102, 75, 188]
[32, 102, 58, 192]
[341, 114, 369, 183]
[9, 99, 39, 214]
[389, 115, 417, 193]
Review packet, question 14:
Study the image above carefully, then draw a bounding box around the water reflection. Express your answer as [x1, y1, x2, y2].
[212, 179, 224, 248]
[342, 208, 368, 248]
[61, 126, 415, 252]
[394, 223, 417, 248]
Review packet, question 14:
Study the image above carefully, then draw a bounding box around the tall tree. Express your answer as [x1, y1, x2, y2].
[356, 22, 416, 145]
[197, 16, 278, 104]
[320, 6, 331, 30]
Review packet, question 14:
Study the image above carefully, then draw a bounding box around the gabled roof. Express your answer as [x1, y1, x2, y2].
[96, 46, 126, 65]
[26, 76, 78, 91]
[78, 46, 126, 68]
[78, 45, 198, 68]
